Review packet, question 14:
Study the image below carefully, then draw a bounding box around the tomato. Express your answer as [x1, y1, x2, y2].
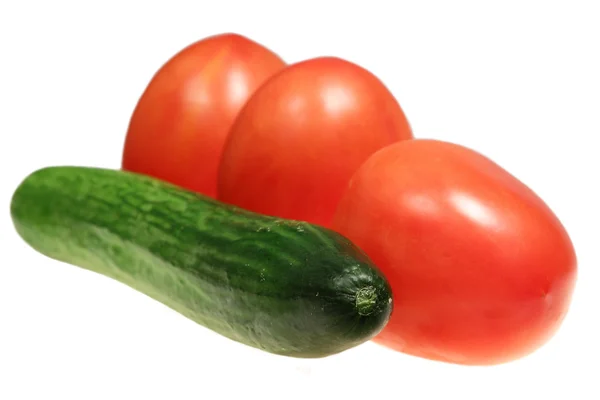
[217, 56, 413, 227]
[331, 139, 577, 365]
[122, 33, 286, 197]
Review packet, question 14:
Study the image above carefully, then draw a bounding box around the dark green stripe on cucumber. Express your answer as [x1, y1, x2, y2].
[10, 166, 393, 358]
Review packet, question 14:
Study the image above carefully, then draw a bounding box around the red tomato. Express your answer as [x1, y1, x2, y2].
[122, 33, 286, 197]
[217, 57, 413, 227]
[331, 139, 577, 365]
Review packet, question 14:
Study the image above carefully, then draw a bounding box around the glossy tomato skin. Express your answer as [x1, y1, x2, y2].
[122, 33, 286, 198]
[331, 139, 577, 365]
[217, 57, 413, 227]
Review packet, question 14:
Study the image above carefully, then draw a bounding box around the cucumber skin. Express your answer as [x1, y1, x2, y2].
[10, 166, 393, 358]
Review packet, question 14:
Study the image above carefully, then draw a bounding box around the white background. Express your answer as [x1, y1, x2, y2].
[1, 1, 599, 399]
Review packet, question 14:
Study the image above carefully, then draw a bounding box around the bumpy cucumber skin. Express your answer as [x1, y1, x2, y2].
[10, 166, 393, 358]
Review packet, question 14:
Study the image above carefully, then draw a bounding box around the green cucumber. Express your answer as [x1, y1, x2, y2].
[10, 166, 392, 358]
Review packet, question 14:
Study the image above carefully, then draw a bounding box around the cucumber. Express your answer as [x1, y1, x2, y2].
[10, 166, 393, 358]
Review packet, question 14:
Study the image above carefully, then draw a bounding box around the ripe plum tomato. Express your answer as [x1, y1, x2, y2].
[331, 139, 577, 365]
[217, 56, 413, 227]
[122, 33, 286, 197]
